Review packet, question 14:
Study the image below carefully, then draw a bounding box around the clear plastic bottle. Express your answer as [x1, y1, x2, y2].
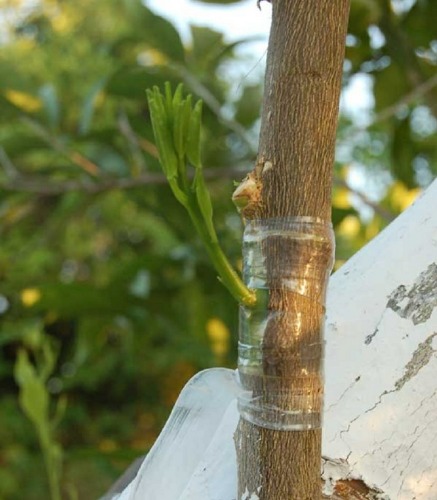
[237, 217, 335, 431]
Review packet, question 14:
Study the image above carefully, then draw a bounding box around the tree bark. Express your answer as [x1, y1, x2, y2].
[234, 1, 350, 499]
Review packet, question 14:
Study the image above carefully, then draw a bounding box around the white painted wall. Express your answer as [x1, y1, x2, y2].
[322, 179, 437, 499]
[109, 179, 437, 500]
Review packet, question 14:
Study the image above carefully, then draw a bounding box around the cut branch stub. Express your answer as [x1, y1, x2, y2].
[232, 172, 263, 219]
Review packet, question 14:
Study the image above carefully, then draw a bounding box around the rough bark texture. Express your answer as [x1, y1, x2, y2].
[235, 1, 350, 499]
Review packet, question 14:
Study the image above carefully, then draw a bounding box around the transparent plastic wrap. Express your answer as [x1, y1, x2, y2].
[237, 217, 335, 431]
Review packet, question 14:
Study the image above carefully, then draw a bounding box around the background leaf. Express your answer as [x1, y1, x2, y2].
[123, 0, 185, 62]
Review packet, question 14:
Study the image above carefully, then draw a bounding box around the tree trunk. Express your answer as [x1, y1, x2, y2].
[234, 1, 350, 499]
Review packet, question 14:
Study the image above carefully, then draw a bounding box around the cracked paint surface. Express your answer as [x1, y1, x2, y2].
[324, 181, 437, 499]
[325, 308, 437, 499]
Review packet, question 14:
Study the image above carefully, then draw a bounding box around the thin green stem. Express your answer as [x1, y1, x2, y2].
[207, 240, 256, 307]
[186, 202, 256, 307]
[39, 428, 62, 500]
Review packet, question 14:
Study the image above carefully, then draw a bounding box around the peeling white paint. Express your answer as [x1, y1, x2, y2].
[323, 180, 437, 499]
[241, 488, 260, 500]
[394, 332, 437, 390]
[322, 458, 352, 495]
[109, 179, 437, 500]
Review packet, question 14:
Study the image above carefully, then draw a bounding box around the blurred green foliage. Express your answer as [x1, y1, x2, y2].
[0, 0, 435, 497]
[14, 336, 65, 500]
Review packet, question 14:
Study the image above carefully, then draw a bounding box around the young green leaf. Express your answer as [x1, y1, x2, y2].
[194, 169, 217, 243]
[172, 83, 184, 110]
[146, 83, 255, 307]
[173, 101, 186, 159]
[183, 94, 193, 137]
[186, 100, 203, 168]
[52, 395, 68, 429]
[147, 90, 178, 180]
[14, 349, 49, 429]
[164, 81, 173, 120]
[39, 338, 57, 382]
[14, 338, 64, 500]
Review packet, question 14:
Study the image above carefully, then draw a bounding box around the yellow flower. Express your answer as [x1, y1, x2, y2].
[4, 90, 41, 113]
[337, 215, 361, 238]
[206, 318, 230, 358]
[21, 288, 41, 307]
[390, 182, 421, 212]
